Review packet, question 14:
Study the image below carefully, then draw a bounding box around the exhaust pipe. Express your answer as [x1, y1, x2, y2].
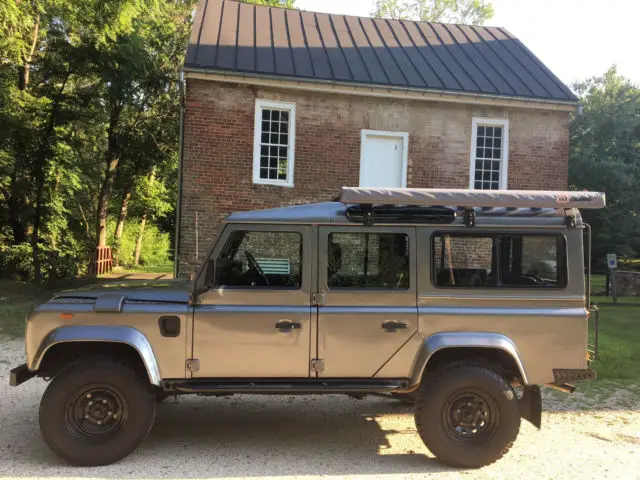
[545, 383, 576, 394]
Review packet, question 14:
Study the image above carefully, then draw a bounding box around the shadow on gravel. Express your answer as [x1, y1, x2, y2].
[0, 395, 459, 478]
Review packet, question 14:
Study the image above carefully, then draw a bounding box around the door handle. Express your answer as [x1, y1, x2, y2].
[382, 320, 407, 332]
[275, 320, 301, 332]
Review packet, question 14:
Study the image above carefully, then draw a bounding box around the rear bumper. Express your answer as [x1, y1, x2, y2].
[553, 368, 597, 384]
[9, 364, 35, 387]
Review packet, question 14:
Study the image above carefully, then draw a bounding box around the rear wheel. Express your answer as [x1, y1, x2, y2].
[39, 357, 156, 466]
[414, 364, 520, 468]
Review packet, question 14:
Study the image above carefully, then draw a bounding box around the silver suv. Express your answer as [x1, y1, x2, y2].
[10, 187, 605, 468]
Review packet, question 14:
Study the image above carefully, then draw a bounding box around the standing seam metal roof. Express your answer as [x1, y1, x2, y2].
[185, 0, 577, 103]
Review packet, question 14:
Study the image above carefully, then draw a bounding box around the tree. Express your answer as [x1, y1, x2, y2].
[569, 67, 640, 269]
[372, 0, 494, 24]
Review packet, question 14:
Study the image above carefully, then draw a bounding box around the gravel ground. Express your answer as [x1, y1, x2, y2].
[1, 339, 639, 480]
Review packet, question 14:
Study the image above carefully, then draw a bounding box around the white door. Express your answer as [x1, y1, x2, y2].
[359, 130, 407, 188]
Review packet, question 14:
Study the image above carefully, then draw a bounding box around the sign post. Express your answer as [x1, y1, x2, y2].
[607, 254, 617, 303]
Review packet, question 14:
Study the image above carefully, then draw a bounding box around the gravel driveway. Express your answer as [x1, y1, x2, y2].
[1, 339, 639, 480]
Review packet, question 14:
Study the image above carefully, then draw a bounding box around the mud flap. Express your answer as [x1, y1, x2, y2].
[520, 385, 542, 429]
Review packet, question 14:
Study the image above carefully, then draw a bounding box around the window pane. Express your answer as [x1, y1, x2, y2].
[502, 236, 565, 287]
[433, 234, 566, 288]
[327, 232, 409, 289]
[433, 235, 495, 287]
[281, 111, 289, 121]
[213, 231, 303, 288]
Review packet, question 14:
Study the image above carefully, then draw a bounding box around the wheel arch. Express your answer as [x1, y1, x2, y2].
[410, 332, 529, 386]
[32, 325, 162, 386]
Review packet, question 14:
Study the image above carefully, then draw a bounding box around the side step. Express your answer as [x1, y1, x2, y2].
[163, 378, 410, 394]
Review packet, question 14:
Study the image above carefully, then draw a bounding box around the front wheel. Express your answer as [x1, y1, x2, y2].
[414, 364, 521, 468]
[39, 357, 156, 466]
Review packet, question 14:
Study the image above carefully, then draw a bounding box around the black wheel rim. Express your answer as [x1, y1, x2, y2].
[65, 384, 128, 441]
[443, 389, 499, 445]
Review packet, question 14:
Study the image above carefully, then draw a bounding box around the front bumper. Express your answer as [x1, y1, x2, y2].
[9, 363, 35, 386]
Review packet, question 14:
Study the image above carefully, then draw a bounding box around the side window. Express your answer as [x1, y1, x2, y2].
[212, 231, 302, 289]
[327, 232, 409, 289]
[432, 233, 566, 288]
[433, 235, 496, 287]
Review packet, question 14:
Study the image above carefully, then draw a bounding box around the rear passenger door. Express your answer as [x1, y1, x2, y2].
[316, 226, 417, 377]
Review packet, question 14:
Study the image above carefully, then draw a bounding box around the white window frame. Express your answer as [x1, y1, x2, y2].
[253, 99, 296, 187]
[359, 129, 409, 188]
[469, 117, 509, 190]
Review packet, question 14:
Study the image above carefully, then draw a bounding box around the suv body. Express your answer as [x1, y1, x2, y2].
[10, 188, 605, 468]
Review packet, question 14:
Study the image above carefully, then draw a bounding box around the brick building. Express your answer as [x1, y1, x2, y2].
[176, 0, 578, 275]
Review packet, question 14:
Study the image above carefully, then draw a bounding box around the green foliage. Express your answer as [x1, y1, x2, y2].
[569, 67, 640, 271]
[1, 0, 195, 282]
[372, 0, 494, 24]
[107, 218, 171, 268]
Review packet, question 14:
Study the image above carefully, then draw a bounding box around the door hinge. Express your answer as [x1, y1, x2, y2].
[312, 292, 326, 306]
[186, 358, 200, 373]
[311, 358, 325, 373]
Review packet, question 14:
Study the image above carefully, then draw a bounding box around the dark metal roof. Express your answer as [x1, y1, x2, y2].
[185, 0, 578, 103]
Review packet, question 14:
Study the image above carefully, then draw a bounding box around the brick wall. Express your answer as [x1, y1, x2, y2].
[179, 79, 570, 275]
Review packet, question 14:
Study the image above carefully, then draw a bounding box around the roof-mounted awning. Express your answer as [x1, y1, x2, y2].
[339, 187, 606, 210]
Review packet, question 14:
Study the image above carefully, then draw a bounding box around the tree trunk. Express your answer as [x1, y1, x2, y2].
[18, 10, 40, 91]
[133, 168, 156, 266]
[31, 72, 69, 283]
[114, 183, 132, 242]
[112, 182, 133, 266]
[133, 213, 148, 266]
[95, 104, 122, 247]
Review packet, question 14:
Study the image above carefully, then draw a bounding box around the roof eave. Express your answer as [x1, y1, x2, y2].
[183, 67, 578, 112]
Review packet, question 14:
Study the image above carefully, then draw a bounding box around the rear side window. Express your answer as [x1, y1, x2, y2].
[327, 232, 409, 289]
[432, 233, 566, 288]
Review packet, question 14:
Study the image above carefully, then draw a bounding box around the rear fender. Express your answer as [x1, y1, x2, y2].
[410, 332, 529, 385]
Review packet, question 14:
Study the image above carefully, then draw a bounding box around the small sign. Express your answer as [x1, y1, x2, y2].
[606, 254, 617, 269]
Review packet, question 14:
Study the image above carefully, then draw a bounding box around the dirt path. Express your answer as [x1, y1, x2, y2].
[1, 339, 639, 479]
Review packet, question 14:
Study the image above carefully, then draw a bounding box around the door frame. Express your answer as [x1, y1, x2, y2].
[359, 129, 409, 188]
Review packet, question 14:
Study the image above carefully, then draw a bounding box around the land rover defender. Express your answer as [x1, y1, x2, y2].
[9, 187, 605, 468]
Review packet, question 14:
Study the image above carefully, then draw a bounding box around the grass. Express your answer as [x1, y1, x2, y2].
[589, 295, 640, 383]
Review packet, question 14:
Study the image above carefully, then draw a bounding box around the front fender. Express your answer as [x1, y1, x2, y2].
[31, 325, 162, 386]
[409, 332, 529, 385]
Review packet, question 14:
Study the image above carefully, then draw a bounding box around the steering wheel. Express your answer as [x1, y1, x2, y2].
[245, 251, 270, 286]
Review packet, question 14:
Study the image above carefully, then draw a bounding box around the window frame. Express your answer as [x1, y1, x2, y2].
[469, 117, 510, 191]
[253, 99, 296, 187]
[430, 231, 568, 290]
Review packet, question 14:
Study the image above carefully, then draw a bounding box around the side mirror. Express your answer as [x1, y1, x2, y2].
[204, 259, 216, 287]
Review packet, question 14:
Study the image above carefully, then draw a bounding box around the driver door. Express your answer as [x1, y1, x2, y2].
[192, 224, 313, 378]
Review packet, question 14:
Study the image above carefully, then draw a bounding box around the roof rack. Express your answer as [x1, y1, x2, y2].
[340, 187, 606, 209]
[339, 187, 606, 227]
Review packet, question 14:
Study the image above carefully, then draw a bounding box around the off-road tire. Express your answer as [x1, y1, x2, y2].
[414, 364, 520, 468]
[39, 356, 156, 466]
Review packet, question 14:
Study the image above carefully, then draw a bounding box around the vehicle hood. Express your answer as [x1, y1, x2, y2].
[52, 279, 192, 304]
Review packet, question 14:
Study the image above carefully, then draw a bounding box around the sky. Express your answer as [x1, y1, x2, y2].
[295, 0, 640, 87]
